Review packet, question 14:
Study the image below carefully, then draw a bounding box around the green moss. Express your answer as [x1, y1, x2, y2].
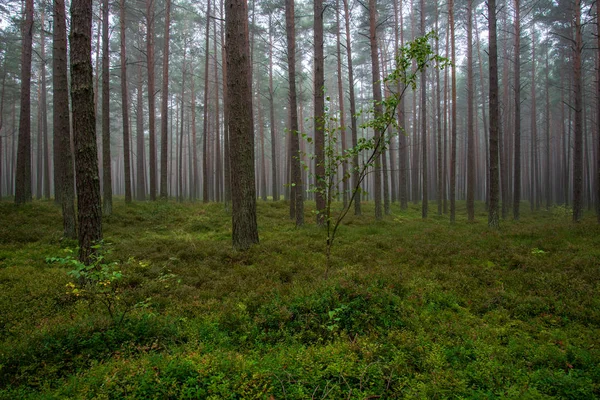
[0, 199, 599, 398]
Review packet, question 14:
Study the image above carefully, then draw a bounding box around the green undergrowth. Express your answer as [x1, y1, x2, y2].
[0, 199, 599, 398]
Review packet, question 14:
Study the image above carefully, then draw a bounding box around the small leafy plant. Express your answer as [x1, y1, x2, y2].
[47, 243, 140, 325]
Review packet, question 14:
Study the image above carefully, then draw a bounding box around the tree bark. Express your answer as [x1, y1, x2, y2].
[466, 0, 475, 221]
[120, 0, 132, 203]
[202, 0, 211, 203]
[226, 0, 259, 249]
[146, 0, 157, 200]
[335, 0, 348, 208]
[70, 0, 103, 264]
[342, 0, 361, 216]
[314, 0, 325, 225]
[573, 0, 583, 222]
[420, 0, 427, 219]
[369, 0, 383, 220]
[101, 0, 112, 216]
[488, 0, 500, 228]
[159, 0, 171, 200]
[15, 0, 33, 204]
[513, 0, 521, 220]
[268, 14, 278, 202]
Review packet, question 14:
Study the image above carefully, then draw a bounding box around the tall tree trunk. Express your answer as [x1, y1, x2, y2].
[101, 0, 112, 215]
[545, 48, 551, 210]
[285, 0, 304, 226]
[342, 0, 361, 216]
[178, 45, 187, 202]
[258, 92, 267, 201]
[395, 0, 408, 211]
[466, 0, 475, 221]
[70, 0, 102, 264]
[420, 0, 428, 219]
[488, 0, 500, 228]
[159, 0, 171, 200]
[40, 7, 50, 200]
[214, 14, 222, 203]
[15, 0, 34, 204]
[54, 0, 76, 237]
[0, 73, 4, 198]
[136, 61, 146, 201]
[202, 0, 211, 203]
[335, 0, 348, 208]
[314, 0, 325, 225]
[226, 0, 259, 249]
[530, 25, 538, 212]
[513, 0, 522, 220]
[449, 0, 457, 222]
[120, 0, 132, 203]
[368, 0, 383, 220]
[435, 9, 442, 216]
[146, 0, 157, 200]
[597, 1, 600, 222]
[268, 15, 278, 201]
[573, 0, 583, 222]
[191, 64, 198, 201]
[222, 5, 231, 206]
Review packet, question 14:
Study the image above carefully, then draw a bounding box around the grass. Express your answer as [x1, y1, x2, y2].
[0, 198, 599, 399]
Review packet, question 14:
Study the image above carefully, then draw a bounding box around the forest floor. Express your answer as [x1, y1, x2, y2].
[0, 199, 599, 399]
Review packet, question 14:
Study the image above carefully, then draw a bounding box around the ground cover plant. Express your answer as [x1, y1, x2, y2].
[0, 199, 599, 399]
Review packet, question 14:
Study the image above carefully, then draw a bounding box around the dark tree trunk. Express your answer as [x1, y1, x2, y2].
[222, 11, 231, 206]
[40, 8, 50, 200]
[342, 0, 361, 216]
[202, 0, 211, 203]
[314, 0, 325, 225]
[488, 0, 500, 228]
[146, 0, 157, 200]
[70, 0, 103, 264]
[369, 0, 383, 220]
[420, 0, 427, 219]
[136, 61, 146, 201]
[225, 0, 259, 249]
[285, 0, 304, 226]
[214, 15, 222, 203]
[466, 0, 475, 221]
[120, 0, 132, 203]
[15, 0, 34, 204]
[395, 0, 408, 211]
[101, 0, 112, 216]
[597, 1, 600, 222]
[178, 45, 187, 202]
[513, 0, 521, 220]
[54, 0, 76, 238]
[573, 0, 583, 222]
[268, 15, 278, 202]
[160, 0, 170, 200]
[335, 0, 348, 208]
[449, 0, 457, 223]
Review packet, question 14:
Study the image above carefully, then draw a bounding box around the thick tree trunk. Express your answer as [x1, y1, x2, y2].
[488, 0, 500, 228]
[225, 0, 259, 249]
[70, 0, 103, 264]
[597, 1, 600, 222]
[342, 0, 361, 216]
[54, 0, 76, 238]
[120, 0, 132, 203]
[15, 0, 33, 204]
[160, 0, 170, 200]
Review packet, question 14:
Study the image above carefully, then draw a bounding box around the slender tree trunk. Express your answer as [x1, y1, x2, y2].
[222, 9, 231, 206]
[179, 45, 187, 202]
[573, 0, 583, 222]
[136, 61, 146, 201]
[0, 73, 4, 198]
[120, 0, 132, 203]
[214, 15, 222, 203]
[202, 0, 211, 203]
[488, 0, 500, 228]
[146, 0, 157, 200]
[420, 0, 427, 218]
[70, 0, 102, 263]
[226, 0, 259, 249]
[15, 0, 34, 204]
[530, 25, 538, 212]
[191, 64, 198, 201]
[449, 0, 457, 223]
[314, 0, 325, 225]
[368, 0, 383, 220]
[40, 8, 50, 200]
[285, 0, 304, 226]
[466, 0, 475, 221]
[395, 0, 408, 211]
[513, 0, 521, 220]
[101, 0, 112, 215]
[268, 15, 278, 201]
[336, 0, 349, 208]
[597, 1, 600, 222]
[258, 87, 267, 201]
[342, 0, 361, 216]
[159, 0, 171, 200]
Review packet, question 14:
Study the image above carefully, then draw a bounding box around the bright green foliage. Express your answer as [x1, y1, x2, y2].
[304, 33, 449, 275]
[0, 200, 599, 398]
